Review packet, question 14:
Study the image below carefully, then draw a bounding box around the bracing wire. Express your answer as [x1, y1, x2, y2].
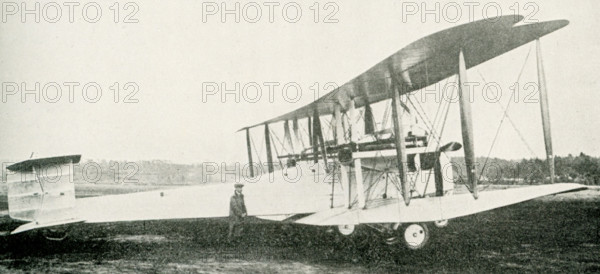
[478, 45, 534, 184]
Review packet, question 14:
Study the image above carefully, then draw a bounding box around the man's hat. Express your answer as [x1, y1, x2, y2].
[234, 183, 244, 188]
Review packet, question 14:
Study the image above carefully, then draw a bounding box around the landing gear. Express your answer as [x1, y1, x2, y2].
[382, 222, 430, 249]
[402, 223, 429, 250]
[338, 224, 355, 236]
[434, 219, 449, 228]
[383, 223, 402, 245]
[41, 227, 69, 241]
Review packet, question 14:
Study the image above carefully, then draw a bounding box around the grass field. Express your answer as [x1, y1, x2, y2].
[0, 188, 597, 273]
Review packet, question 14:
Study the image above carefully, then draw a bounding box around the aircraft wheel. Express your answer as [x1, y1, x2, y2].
[338, 224, 355, 236]
[403, 223, 429, 250]
[434, 219, 449, 228]
[42, 227, 69, 241]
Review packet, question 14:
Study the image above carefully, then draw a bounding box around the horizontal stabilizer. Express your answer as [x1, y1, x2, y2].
[295, 183, 586, 226]
[7, 155, 81, 172]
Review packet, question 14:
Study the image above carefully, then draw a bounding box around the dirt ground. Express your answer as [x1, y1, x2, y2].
[0, 188, 597, 273]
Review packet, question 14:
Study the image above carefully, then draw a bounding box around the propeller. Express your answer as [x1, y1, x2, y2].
[439, 142, 462, 153]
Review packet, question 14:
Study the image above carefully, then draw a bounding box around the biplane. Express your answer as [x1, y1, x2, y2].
[3, 15, 586, 249]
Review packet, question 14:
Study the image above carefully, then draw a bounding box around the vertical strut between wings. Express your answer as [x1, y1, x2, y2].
[348, 100, 366, 209]
[364, 102, 375, 135]
[388, 61, 411, 206]
[536, 39, 555, 184]
[264, 124, 274, 173]
[246, 128, 254, 177]
[334, 104, 350, 209]
[313, 108, 329, 170]
[283, 120, 295, 154]
[458, 49, 478, 199]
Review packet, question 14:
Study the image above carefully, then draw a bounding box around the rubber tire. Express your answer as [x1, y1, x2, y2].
[402, 223, 429, 250]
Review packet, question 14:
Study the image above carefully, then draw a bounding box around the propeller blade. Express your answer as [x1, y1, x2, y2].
[439, 142, 462, 153]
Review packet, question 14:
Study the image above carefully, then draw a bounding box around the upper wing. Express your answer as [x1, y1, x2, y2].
[240, 15, 568, 130]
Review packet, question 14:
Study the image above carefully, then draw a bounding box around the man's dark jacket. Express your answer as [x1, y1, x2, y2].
[229, 192, 247, 221]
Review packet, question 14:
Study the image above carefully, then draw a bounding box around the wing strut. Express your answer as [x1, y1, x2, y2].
[246, 128, 254, 177]
[292, 117, 302, 149]
[388, 61, 411, 206]
[348, 100, 366, 208]
[434, 153, 444, 196]
[283, 120, 295, 154]
[264, 124, 274, 173]
[308, 116, 313, 147]
[334, 104, 350, 208]
[536, 39, 555, 184]
[312, 108, 329, 170]
[458, 49, 478, 199]
[364, 102, 376, 135]
[311, 116, 319, 163]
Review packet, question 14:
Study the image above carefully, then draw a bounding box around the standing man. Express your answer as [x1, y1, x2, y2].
[228, 183, 247, 241]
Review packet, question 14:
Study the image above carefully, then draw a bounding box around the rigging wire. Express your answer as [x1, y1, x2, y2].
[431, 78, 451, 132]
[269, 128, 285, 168]
[477, 45, 534, 184]
[476, 76, 538, 158]
[323, 116, 335, 142]
[249, 133, 263, 171]
[270, 127, 287, 154]
[420, 84, 454, 196]
[298, 121, 309, 149]
[381, 100, 392, 131]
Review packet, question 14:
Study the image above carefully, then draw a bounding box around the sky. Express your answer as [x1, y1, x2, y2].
[1, 0, 599, 164]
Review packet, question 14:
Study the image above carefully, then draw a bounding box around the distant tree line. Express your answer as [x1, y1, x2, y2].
[451, 153, 600, 185]
[3, 153, 600, 186]
[71, 160, 211, 185]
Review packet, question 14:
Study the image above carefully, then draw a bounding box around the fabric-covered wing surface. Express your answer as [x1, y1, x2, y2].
[295, 183, 586, 225]
[241, 15, 568, 130]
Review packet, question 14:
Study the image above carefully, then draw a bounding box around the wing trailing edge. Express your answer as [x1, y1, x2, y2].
[240, 15, 569, 131]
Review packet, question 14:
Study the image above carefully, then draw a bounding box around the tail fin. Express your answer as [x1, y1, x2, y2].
[5, 155, 81, 231]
